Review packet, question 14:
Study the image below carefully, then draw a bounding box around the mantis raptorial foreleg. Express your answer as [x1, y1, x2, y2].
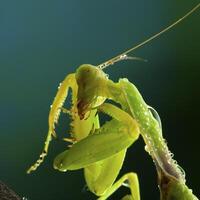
[27, 74, 77, 174]
[54, 102, 140, 171]
[98, 103, 140, 139]
[54, 103, 140, 199]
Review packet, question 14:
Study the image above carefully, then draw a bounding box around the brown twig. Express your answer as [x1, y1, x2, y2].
[0, 181, 21, 200]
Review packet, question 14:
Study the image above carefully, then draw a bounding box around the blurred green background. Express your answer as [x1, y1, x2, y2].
[0, 0, 199, 199]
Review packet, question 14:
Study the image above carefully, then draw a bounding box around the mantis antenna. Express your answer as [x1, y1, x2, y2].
[98, 3, 200, 70]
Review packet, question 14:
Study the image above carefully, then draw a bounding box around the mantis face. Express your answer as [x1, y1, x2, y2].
[75, 64, 107, 119]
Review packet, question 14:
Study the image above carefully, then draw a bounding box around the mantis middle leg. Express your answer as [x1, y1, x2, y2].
[98, 172, 140, 200]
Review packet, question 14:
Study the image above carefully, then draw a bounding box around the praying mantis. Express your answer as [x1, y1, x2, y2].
[27, 3, 200, 200]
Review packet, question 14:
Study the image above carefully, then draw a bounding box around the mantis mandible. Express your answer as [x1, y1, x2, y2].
[27, 3, 200, 200]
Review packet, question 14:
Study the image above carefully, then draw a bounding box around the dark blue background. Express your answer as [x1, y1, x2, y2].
[0, 0, 199, 199]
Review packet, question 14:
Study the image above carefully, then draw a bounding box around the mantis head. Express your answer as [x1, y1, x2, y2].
[75, 64, 107, 119]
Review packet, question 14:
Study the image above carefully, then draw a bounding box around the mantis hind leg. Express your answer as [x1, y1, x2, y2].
[27, 73, 77, 174]
[98, 172, 140, 200]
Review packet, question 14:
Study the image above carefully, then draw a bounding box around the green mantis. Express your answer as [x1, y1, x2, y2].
[27, 3, 200, 200]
